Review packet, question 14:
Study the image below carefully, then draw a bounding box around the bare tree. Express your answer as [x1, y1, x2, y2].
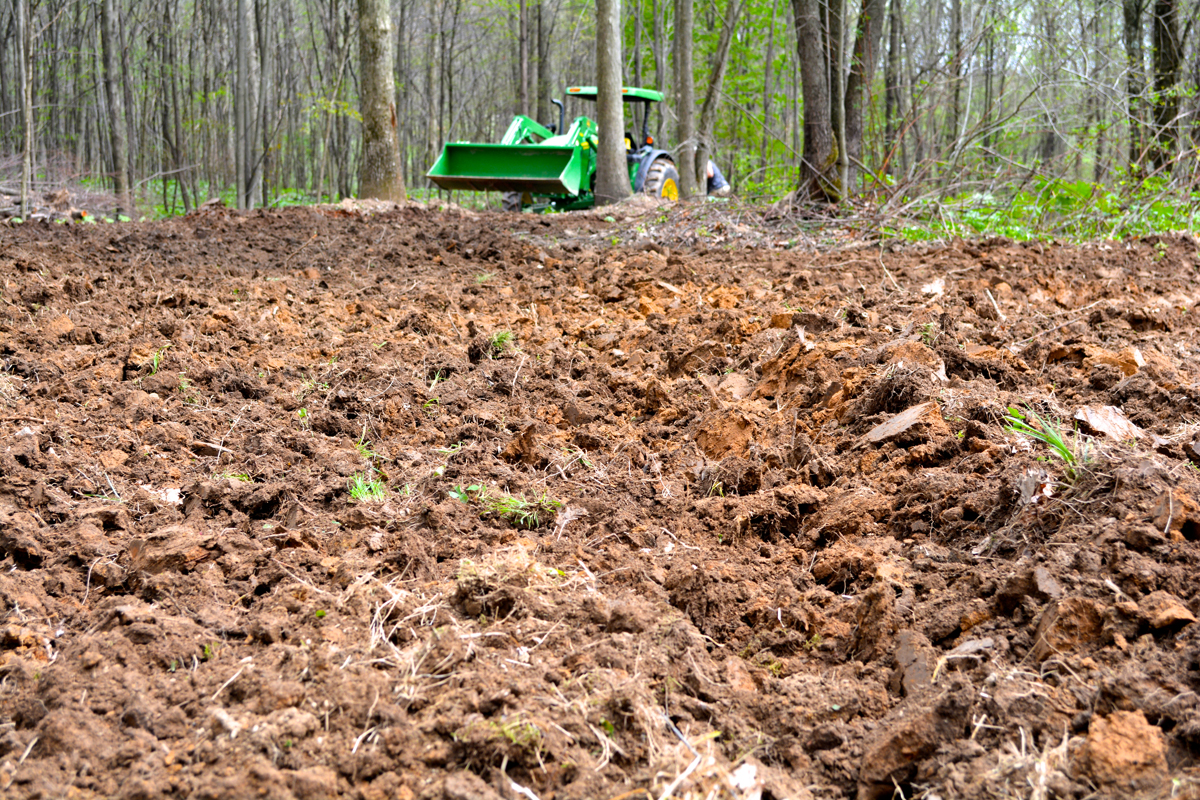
[845, 0, 887, 188]
[792, 0, 837, 200]
[697, 0, 744, 195]
[1150, 0, 1181, 171]
[673, 0, 696, 198]
[15, 0, 31, 216]
[359, 0, 405, 200]
[595, 0, 631, 205]
[100, 0, 132, 217]
[1123, 0, 1147, 170]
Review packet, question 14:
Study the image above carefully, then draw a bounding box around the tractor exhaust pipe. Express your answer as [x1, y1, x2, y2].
[551, 98, 565, 135]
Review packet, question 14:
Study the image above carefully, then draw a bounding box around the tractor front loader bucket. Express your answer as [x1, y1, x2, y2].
[426, 143, 588, 195]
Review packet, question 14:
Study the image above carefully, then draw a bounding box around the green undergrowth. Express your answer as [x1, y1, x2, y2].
[450, 484, 563, 529]
[885, 177, 1200, 242]
[1003, 404, 1093, 479]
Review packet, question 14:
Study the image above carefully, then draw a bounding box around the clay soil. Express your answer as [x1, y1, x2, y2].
[3, 201, 1200, 800]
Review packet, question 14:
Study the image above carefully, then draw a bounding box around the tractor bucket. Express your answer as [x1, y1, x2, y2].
[426, 143, 587, 195]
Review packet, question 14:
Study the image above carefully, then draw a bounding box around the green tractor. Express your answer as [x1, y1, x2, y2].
[426, 86, 679, 211]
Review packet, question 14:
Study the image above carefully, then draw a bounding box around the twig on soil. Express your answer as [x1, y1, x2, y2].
[1164, 490, 1174, 536]
[211, 664, 247, 701]
[589, 723, 616, 770]
[879, 259, 902, 293]
[657, 753, 702, 800]
[1, 735, 38, 790]
[284, 233, 318, 268]
[607, 791, 653, 800]
[985, 288, 1007, 322]
[351, 690, 382, 754]
[508, 779, 542, 800]
[270, 558, 332, 595]
[661, 528, 701, 552]
[351, 726, 379, 754]
[1014, 300, 1106, 344]
[82, 555, 119, 606]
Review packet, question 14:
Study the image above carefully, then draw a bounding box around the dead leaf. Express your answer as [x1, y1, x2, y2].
[1073, 405, 1144, 442]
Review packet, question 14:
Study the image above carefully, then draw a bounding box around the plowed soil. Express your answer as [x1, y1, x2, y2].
[3, 201, 1200, 800]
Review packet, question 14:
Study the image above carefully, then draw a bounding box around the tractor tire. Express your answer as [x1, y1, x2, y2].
[501, 191, 524, 212]
[643, 158, 680, 201]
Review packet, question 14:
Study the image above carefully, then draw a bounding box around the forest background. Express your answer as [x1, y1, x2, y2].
[2, 0, 1200, 238]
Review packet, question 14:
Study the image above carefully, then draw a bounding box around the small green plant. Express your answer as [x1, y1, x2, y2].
[203, 642, 216, 661]
[178, 373, 198, 404]
[475, 272, 495, 284]
[764, 659, 783, 677]
[451, 484, 563, 529]
[355, 428, 385, 462]
[214, 472, 253, 482]
[348, 472, 388, 502]
[297, 378, 330, 399]
[314, 610, 326, 619]
[437, 441, 464, 455]
[488, 330, 514, 356]
[563, 447, 593, 470]
[919, 321, 938, 346]
[803, 633, 824, 652]
[600, 718, 616, 737]
[708, 481, 725, 498]
[422, 398, 440, 415]
[150, 344, 171, 375]
[297, 407, 311, 430]
[1003, 404, 1090, 475]
[449, 483, 484, 503]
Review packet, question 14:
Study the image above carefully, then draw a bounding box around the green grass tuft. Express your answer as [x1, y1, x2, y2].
[348, 472, 388, 502]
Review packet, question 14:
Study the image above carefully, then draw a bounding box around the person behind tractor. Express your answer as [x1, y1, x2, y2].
[707, 160, 731, 196]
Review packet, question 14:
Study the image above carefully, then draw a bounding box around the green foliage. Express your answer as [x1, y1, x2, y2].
[355, 428, 386, 462]
[149, 344, 171, 376]
[488, 330, 514, 356]
[887, 177, 1200, 242]
[348, 472, 388, 502]
[449, 484, 563, 529]
[1003, 405, 1091, 476]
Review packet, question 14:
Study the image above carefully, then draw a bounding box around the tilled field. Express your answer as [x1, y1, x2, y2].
[2, 202, 1200, 799]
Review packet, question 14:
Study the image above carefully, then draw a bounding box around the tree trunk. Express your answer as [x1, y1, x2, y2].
[100, 0, 132, 217]
[633, 0, 643, 136]
[883, 0, 902, 175]
[359, 0, 406, 201]
[827, 0, 848, 194]
[844, 0, 886, 191]
[673, 0, 697, 198]
[519, 0, 530, 117]
[236, 0, 249, 207]
[16, 0, 31, 217]
[652, 0, 668, 143]
[595, 0, 631, 205]
[759, 0, 780, 171]
[946, 0, 963, 153]
[1150, 0, 1181, 172]
[697, 0, 743, 194]
[1123, 0, 1145, 171]
[792, 0, 838, 200]
[536, 0, 553, 126]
